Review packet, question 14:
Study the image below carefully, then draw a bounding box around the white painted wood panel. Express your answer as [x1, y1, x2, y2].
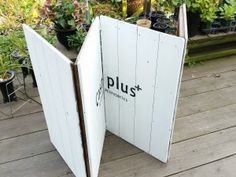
[100, 16, 120, 136]
[23, 25, 87, 177]
[149, 33, 185, 162]
[100, 17, 186, 163]
[117, 21, 137, 143]
[134, 27, 160, 152]
[76, 17, 106, 177]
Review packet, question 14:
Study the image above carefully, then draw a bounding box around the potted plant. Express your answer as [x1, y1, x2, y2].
[186, 0, 220, 37]
[219, 1, 236, 32]
[4, 30, 38, 87]
[0, 55, 21, 103]
[40, 0, 87, 49]
[200, 6, 217, 34]
[67, 29, 86, 52]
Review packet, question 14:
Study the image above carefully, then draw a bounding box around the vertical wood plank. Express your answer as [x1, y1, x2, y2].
[117, 21, 137, 143]
[134, 27, 160, 152]
[100, 16, 120, 136]
[150, 33, 185, 162]
[77, 17, 106, 177]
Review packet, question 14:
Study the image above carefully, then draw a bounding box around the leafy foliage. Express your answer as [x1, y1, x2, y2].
[67, 30, 86, 52]
[40, 0, 87, 29]
[0, 0, 42, 33]
[0, 55, 21, 80]
[186, 0, 219, 22]
[219, 0, 236, 20]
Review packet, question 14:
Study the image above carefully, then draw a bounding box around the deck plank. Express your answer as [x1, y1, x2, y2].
[177, 85, 236, 118]
[101, 135, 141, 164]
[182, 55, 236, 81]
[0, 112, 46, 141]
[99, 127, 236, 177]
[0, 97, 42, 120]
[0, 151, 71, 177]
[180, 70, 236, 98]
[173, 104, 236, 143]
[170, 154, 236, 177]
[0, 131, 54, 164]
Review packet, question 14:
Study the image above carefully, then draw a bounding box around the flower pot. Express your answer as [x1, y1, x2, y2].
[220, 19, 232, 32]
[187, 11, 201, 37]
[11, 50, 29, 78]
[136, 19, 152, 28]
[149, 11, 165, 25]
[152, 22, 168, 33]
[200, 22, 213, 34]
[82, 24, 91, 32]
[11, 50, 37, 87]
[54, 28, 77, 49]
[30, 69, 37, 88]
[0, 71, 17, 103]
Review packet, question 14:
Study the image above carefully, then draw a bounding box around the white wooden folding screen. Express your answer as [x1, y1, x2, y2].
[24, 11, 187, 177]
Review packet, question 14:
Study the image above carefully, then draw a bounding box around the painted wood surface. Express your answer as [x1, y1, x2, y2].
[100, 16, 185, 163]
[101, 17, 120, 136]
[23, 25, 87, 177]
[76, 17, 106, 177]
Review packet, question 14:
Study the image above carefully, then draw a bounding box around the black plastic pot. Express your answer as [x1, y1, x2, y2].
[220, 19, 232, 32]
[149, 11, 165, 25]
[0, 71, 17, 103]
[187, 11, 201, 37]
[54, 28, 77, 49]
[200, 22, 213, 34]
[152, 22, 168, 33]
[11, 50, 28, 78]
[166, 27, 177, 35]
[30, 69, 37, 88]
[82, 24, 91, 32]
[231, 20, 236, 31]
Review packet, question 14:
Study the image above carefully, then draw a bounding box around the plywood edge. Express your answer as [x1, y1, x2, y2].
[71, 64, 91, 177]
[178, 4, 188, 41]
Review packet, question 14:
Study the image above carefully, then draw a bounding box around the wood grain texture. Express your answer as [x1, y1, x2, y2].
[0, 151, 72, 177]
[0, 131, 54, 164]
[173, 103, 236, 143]
[0, 112, 46, 141]
[99, 127, 236, 177]
[101, 16, 120, 136]
[171, 154, 236, 177]
[182, 55, 236, 81]
[101, 135, 141, 164]
[177, 85, 236, 118]
[0, 98, 42, 120]
[180, 70, 236, 98]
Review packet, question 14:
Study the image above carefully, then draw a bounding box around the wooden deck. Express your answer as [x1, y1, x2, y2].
[1, 56, 236, 177]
